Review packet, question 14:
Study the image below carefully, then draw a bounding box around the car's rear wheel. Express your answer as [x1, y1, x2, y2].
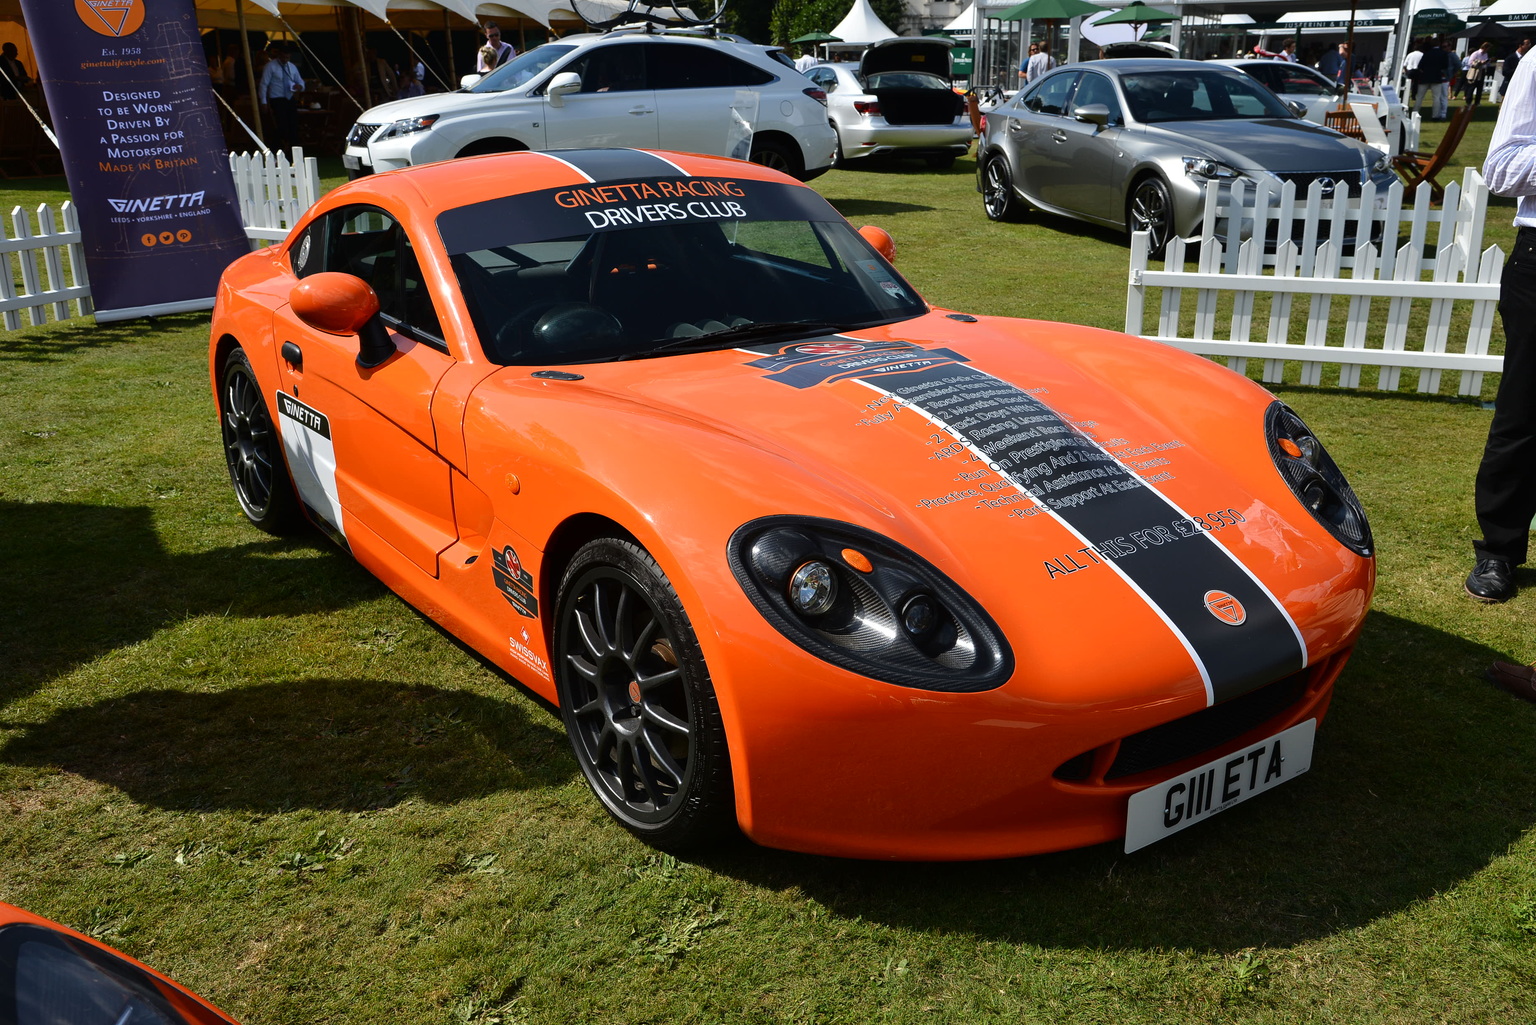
[982, 156, 1022, 221]
[831, 126, 847, 168]
[1128, 175, 1175, 259]
[555, 538, 734, 852]
[749, 137, 801, 178]
[219, 348, 303, 535]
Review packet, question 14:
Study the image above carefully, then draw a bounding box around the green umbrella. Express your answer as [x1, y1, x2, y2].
[997, 0, 1100, 21]
[1094, 1, 1178, 31]
[791, 31, 843, 44]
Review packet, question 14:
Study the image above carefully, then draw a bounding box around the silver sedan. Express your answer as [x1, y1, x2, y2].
[977, 59, 1398, 255]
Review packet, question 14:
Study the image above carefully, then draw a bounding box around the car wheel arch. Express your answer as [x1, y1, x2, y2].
[748, 130, 805, 178]
[454, 136, 529, 159]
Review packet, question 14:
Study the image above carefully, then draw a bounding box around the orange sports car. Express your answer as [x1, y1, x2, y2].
[210, 149, 1374, 860]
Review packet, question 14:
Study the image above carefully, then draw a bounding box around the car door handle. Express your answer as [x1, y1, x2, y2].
[628, 106, 655, 116]
[281, 340, 303, 371]
[1052, 130, 1067, 143]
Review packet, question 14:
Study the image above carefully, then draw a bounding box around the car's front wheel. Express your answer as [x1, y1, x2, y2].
[982, 156, 1023, 221]
[554, 538, 734, 852]
[219, 348, 303, 535]
[1128, 175, 1176, 259]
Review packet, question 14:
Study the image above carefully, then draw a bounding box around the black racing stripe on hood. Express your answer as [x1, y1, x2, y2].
[863, 363, 1305, 706]
[543, 149, 688, 182]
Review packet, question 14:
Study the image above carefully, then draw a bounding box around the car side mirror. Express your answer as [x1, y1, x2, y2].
[1072, 103, 1110, 128]
[289, 272, 394, 369]
[547, 71, 581, 107]
[858, 225, 896, 263]
[459, 73, 482, 89]
[1287, 100, 1307, 118]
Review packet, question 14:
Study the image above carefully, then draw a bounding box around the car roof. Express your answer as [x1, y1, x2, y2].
[321, 149, 797, 221]
[1073, 58, 1236, 74]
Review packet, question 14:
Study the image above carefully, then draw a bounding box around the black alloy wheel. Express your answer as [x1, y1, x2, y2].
[219, 348, 302, 534]
[1128, 175, 1175, 259]
[982, 157, 1022, 222]
[555, 538, 734, 851]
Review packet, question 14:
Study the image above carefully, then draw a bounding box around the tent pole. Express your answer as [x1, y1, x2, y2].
[352, 7, 373, 108]
[235, 0, 263, 145]
[444, 11, 456, 84]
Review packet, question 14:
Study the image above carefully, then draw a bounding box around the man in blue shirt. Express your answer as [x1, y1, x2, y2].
[258, 46, 304, 152]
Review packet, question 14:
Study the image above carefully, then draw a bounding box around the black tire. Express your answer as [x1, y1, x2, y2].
[555, 538, 734, 852]
[749, 137, 801, 178]
[219, 348, 303, 535]
[982, 156, 1023, 221]
[831, 126, 847, 169]
[1128, 175, 1175, 259]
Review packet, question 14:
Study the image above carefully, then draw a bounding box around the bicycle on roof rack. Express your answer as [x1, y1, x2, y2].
[570, 0, 729, 32]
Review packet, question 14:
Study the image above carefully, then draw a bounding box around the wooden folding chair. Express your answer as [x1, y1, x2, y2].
[1391, 104, 1475, 204]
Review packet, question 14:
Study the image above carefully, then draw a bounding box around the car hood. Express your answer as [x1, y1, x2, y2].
[355, 89, 503, 126]
[485, 310, 1371, 704]
[1144, 118, 1374, 173]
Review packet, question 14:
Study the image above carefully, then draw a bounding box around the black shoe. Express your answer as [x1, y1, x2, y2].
[1488, 660, 1536, 702]
[1466, 559, 1517, 602]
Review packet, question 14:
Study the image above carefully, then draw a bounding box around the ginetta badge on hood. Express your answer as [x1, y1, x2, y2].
[1204, 590, 1247, 626]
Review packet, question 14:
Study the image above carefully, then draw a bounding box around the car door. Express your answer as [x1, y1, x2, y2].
[650, 42, 779, 156]
[1012, 71, 1080, 208]
[275, 204, 459, 579]
[1051, 70, 1127, 222]
[542, 42, 660, 149]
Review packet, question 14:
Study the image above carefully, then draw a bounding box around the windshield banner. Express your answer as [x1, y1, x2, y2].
[21, 0, 250, 322]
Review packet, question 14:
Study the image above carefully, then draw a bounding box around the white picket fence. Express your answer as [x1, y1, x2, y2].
[229, 147, 320, 243]
[2, 202, 92, 329]
[1125, 167, 1504, 397]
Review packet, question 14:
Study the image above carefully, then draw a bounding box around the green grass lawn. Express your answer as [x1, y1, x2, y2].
[3, 115, 1536, 1024]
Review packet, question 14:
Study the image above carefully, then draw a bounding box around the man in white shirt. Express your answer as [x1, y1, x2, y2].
[1276, 38, 1297, 62]
[1468, 55, 1536, 604]
[258, 46, 304, 153]
[477, 22, 516, 74]
[1025, 45, 1054, 83]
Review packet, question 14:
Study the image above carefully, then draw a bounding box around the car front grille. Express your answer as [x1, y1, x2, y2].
[1052, 660, 1332, 784]
[1272, 170, 1366, 198]
[347, 123, 381, 146]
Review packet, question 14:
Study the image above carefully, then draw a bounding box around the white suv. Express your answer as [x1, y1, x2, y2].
[343, 29, 837, 180]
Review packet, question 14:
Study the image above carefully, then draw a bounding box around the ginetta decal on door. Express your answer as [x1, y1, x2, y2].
[274, 390, 344, 536]
[492, 545, 539, 618]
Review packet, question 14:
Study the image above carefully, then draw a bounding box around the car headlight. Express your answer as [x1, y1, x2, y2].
[375, 114, 439, 141]
[727, 516, 1013, 692]
[1266, 402, 1373, 557]
[1183, 157, 1243, 182]
[1370, 152, 1393, 175]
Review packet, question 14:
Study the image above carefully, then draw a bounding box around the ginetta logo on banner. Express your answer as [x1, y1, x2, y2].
[75, 0, 145, 37]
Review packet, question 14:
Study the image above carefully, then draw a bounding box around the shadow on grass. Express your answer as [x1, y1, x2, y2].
[0, 499, 377, 708]
[0, 312, 207, 363]
[700, 610, 1536, 952]
[825, 197, 938, 217]
[0, 678, 570, 812]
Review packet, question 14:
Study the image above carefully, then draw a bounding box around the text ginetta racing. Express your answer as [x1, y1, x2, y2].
[211, 149, 1374, 860]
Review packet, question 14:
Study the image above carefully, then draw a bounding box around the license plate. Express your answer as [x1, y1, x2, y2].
[1124, 719, 1316, 853]
[342, 153, 360, 170]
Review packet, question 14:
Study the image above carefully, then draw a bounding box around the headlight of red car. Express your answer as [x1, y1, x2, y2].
[1266, 401, 1373, 557]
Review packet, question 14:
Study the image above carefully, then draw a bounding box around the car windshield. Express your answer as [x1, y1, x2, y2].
[438, 177, 926, 365]
[1269, 67, 1336, 97]
[1121, 69, 1294, 123]
[468, 43, 576, 92]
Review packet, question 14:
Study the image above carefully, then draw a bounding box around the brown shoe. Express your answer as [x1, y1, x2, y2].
[1487, 661, 1536, 702]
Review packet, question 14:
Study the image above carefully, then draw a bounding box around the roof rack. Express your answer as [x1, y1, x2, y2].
[571, 0, 729, 33]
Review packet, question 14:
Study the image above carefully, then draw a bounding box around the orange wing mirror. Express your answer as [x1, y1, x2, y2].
[290, 272, 380, 335]
[858, 225, 896, 264]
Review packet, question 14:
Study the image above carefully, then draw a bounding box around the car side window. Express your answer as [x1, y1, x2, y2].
[1071, 72, 1122, 124]
[809, 68, 837, 92]
[1025, 72, 1079, 116]
[313, 205, 445, 349]
[648, 45, 775, 89]
[564, 45, 647, 93]
[1243, 63, 1282, 93]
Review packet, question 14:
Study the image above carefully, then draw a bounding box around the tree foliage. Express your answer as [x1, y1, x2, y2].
[767, 0, 910, 49]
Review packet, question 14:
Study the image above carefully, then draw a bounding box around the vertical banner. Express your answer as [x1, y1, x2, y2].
[20, 0, 251, 322]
